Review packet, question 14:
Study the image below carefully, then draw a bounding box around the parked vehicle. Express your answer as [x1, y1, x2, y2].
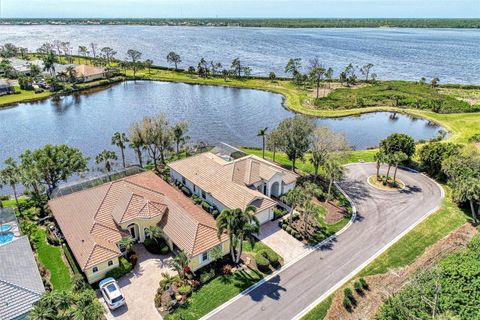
[99, 277, 126, 310]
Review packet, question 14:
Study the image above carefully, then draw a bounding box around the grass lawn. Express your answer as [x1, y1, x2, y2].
[35, 228, 72, 291]
[0, 87, 51, 108]
[164, 269, 263, 320]
[1, 198, 27, 208]
[302, 187, 469, 319]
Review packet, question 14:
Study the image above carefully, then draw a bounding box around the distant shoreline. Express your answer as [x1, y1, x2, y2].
[1, 18, 479, 28]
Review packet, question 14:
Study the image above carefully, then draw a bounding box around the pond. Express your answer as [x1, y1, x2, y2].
[0, 81, 443, 166]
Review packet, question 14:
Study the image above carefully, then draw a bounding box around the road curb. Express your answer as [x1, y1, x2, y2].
[200, 182, 358, 320]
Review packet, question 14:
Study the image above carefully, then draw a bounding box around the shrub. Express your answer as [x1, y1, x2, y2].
[181, 186, 192, 197]
[255, 253, 271, 272]
[258, 249, 280, 267]
[105, 257, 133, 279]
[144, 238, 170, 255]
[201, 201, 211, 212]
[285, 226, 293, 234]
[354, 281, 363, 294]
[273, 207, 287, 220]
[192, 194, 202, 205]
[129, 254, 138, 267]
[199, 268, 216, 284]
[469, 133, 480, 143]
[211, 209, 219, 218]
[0, 195, 9, 201]
[359, 277, 369, 290]
[177, 285, 192, 296]
[46, 233, 62, 246]
[343, 296, 352, 311]
[344, 287, 356, 306]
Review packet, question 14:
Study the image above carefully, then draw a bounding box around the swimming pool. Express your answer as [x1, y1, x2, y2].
[0, 224, 12, 233]
[0, 232, 13, 244]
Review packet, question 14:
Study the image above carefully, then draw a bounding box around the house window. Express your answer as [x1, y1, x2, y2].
[193, 185, 197, 192]
[108, 260, 113, 267]
[201, 190, 206, 199]
[182, 177, 186, 185]
[201, 251, 209, 263]
[92, 266, 99, 273]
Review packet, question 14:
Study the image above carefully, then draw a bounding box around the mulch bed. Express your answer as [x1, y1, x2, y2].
[312, 198, 348, 225]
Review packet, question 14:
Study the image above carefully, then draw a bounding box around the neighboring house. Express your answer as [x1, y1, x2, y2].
[7, 58, 43, 76]
[74, 64, 106, 82]
[168, 152, 298, 225]
[0, 236, 45, 320]
[49, 171, 229, 284]
[0, 80, 14, 96]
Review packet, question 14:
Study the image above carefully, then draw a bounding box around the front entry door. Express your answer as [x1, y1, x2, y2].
[129, 225, 137, 240]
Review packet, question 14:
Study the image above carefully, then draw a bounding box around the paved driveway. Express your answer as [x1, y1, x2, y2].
[205, 163, 443, 320]
[100, 245, 175, 320]
[257, 220, 311, 264]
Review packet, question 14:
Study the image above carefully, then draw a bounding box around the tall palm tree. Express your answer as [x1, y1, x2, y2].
[392, 152, 408, 184]
[281, 187, 309, 225]
[0, 157, 22, 212]
[128, 123, 145, 167]
[172, 121, 189, 155]
[65, 65, 77, 83]
[42, 52, 57, 76]
[111, 132, 129, 168]
[302, 201, 318, 237]
[324, 159, 344, 202]
[257, 127, 268, 159]
[216, 205, 259, 264]
[95, 150, 117, 172]
[170, 250, 190, 279]
[374, 151, 386, 179]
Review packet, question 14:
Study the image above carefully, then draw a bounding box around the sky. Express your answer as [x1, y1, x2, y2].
[1, 0, 479, 19]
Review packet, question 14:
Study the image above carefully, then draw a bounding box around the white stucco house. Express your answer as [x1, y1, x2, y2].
[168, 152, 298, 224]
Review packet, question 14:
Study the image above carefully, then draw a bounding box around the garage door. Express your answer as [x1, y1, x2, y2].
[256, 210, 272, 225]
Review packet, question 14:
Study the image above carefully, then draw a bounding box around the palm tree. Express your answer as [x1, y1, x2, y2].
[452, 176, 480, 223]
[374, 151, 386, 179]
[57, 71, 68, 83]
[42, 52, 57, 76]
[216, 205, 259, 264]
[281, 187, 309, 225]
[128, 123, 145, 167]
[95, 150, 117, 172]
[324, 160, 344, 202]
[302, 201, 318, 237]
[111, 132, 129, 168]
[119, 236, 135, 253]
[29, 303, 55, 320]
[0, 158, 22, 212]
[65, 65, 77, 83]
[392, 152, 408, 184]
[257, 127, 268, 159]
[172, 121, 189, 155]
[170, 250, 190, 279]
[145, 225, 163, 242]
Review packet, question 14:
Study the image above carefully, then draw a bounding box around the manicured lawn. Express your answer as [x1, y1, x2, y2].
[164, 269, 263, 320]
[1, 198, 27, 208]
[0, 87, 51, 108]
[302, 295, 333, 320]
[35, 228, 72, 290]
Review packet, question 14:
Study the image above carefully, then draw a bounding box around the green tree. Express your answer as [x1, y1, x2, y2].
[100, 47, 117, 66]
[78, 45, 89, 58]
[170, 250, 190, 279]
[29, 63, 42, 79]
[379, 133, 415, 176]
[95, 150, 117, 173]
[19, 145, 89, 194]
[216, 205, 259, 264]
[266, 128, 282, 163]
[111, 131, 129, 168]
[281, 187, 309, 225]
[268, 72, 276, 81]
[308, 57, 326, 98]
[360, 63, 374, 82]
[166, 51, 182, 70]
[418, 142, 460, 178]
[392, 152, 408, 184]
[373, 150, 387, 179]
[0, 158, 22, 212]
[126, 49, 143, 77]
[276, 115, 315, 171]
[257, 127, 268, 159]
[324, 159, 344, 201]
[42, 52, 58, 76]
[172, 120, 189, 155]
[144, 59, 154, 74]
[285, 58, 302, 77]
[145, 225, 163, 242]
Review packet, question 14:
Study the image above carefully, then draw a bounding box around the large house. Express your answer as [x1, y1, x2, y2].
[168, 152, 298, 225]
[0, 80, 14, 96]
[0, 236, 45, 320]
[49, 171, 229, 284]
[74, 64, 106, 82]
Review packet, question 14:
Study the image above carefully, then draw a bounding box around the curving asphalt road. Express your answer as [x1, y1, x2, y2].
[205, 163, 443, 320]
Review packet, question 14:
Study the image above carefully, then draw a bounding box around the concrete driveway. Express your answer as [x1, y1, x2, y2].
[257, 220, 311, 264]
[204, 163, 443, 320]
[100, 244, 175, 320]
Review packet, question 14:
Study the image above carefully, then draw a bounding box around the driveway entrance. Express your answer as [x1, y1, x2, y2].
[100, 244, 175, 320]
[256, 220, 311, 264]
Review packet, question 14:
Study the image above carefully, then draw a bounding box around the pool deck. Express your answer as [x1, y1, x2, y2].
[0, 220, 21, 246]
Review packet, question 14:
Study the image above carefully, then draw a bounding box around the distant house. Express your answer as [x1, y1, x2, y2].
[0, 80, 14, 96]
[49, 171, 229, 284]
[168, 152, 298, 225]
[74, 64, 106, 82]
[0, 236, 45, 320]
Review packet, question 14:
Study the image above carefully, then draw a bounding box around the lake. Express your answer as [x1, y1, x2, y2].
[0, 81, 442, 167]
[0, 26, 478, 84]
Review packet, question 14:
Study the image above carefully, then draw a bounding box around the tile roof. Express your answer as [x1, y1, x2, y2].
[49, 171, 227, 270]
[0, 236, 44, 320]
[168, 153, 298, 212]
[74, 64, 105, 77]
